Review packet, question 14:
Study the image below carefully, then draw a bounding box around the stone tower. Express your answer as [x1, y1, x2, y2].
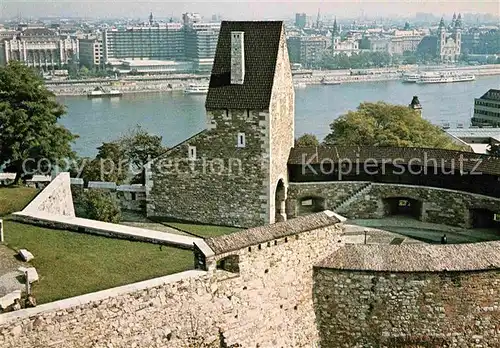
[453, 13, 462, 60]
[331, 17, 339, 55]
[147, 21, 294, 228]
[437, 17, 446, 61]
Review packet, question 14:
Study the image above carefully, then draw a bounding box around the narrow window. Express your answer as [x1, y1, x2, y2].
[131, 192, 136, 201]
[237, 133, 246, 148]
[188, 146, 196, 160]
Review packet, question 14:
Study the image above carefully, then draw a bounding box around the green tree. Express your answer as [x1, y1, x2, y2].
[295, 134, 320, 147]
[487, 143, 500, 156]
[0, 61, 77, 184]
[74, 189, 121, 223]
[324, 102, 465, 150]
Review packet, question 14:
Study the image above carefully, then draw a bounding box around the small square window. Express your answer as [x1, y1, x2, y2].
[237, 133, 246, 148]
[188, 146, 196, 160]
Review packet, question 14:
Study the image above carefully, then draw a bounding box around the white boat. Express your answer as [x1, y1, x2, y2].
[184, 83, 209, 94]
[87, 86, 122, 98]
[402, 72, 420, 83]
[416, 71, 475, 84]
[294, 82, 307, 88]
[320, 77, 341, 85]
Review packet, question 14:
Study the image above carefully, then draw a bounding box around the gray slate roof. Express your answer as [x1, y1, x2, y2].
[317, 242, 500, 272]
[205, 21, 283, 110]
[205, 211, 341, 255]
[288, 146, 500, 176]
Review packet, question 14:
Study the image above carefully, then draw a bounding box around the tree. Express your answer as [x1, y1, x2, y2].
[487, 143, 500, 156]
[295, 134, 320, 147]
[324, 102, 466, 150]
[0, 61, 77, 184]
[74, 189, 121, 223]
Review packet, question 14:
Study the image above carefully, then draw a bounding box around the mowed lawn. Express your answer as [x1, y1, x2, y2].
[0, 186, 39, 216]
[165, 222, 241, 238]
[3, 220, 194, 304]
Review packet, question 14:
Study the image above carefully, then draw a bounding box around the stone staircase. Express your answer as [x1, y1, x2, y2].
[332, 183, 372, 213]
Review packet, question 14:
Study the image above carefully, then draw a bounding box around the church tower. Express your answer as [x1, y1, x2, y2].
[437, 17, 446, 62]
[148, 22, 295, 228]
[453, 13, 463, 60]
[331, 17, 339, 55]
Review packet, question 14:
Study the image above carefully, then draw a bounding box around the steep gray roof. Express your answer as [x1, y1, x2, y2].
[205, 211, 342, 255]
[317, 242, 500, 272]
[205, 21, 283, 110]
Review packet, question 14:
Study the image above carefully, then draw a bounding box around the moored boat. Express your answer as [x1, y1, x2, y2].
[320, 77, 341, 85]
[416, 71, 475, 84]
[87, 86, 122, 98]
[184, 83, 209, 94]
[402, 72, 420, 83]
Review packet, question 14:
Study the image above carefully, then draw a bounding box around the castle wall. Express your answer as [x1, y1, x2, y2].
[21, 172, 74, 217]
[268, 26, 295, 223]
[0, 223, 344, 348]
[314, 268, 500, 347]
[287, 182, 500, 228]
[148, 109, 269, 228]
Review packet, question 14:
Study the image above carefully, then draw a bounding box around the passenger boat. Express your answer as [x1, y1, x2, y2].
[87, 86, 122, 98]
[416, 71, 475, 84]
[402, 72, 420, 83]
[294, 82, 307, 88]
[184, 83, 209, 94]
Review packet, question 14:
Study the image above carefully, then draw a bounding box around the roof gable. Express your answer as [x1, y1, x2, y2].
[205, 21, 283, 110]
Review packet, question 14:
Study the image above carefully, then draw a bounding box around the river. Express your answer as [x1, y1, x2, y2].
[57, 75, 500, 157]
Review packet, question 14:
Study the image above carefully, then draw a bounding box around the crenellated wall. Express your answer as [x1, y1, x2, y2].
[0, 217, 344, 348]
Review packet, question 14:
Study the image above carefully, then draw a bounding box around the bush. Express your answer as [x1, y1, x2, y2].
[74, 189, 121, 223]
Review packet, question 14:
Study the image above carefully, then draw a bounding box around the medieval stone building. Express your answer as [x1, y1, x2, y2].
[147, 21, 294, 227]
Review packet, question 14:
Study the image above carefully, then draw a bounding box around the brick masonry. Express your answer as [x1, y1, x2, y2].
[314, 268, 500, 348]
[287, 182, 500, 228]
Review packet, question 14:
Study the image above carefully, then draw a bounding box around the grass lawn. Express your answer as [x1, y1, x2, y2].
[3, 220, 194, 304]
[0, 186, 38, 216]
[165, 222, 241, 238]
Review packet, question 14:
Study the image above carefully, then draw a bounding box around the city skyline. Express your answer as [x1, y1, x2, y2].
[1, 0, 499, 21]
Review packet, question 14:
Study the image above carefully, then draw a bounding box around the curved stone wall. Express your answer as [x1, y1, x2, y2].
[287, 182, 500, 228]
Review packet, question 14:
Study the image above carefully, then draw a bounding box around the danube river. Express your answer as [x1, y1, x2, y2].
[58, 75, 500, 157]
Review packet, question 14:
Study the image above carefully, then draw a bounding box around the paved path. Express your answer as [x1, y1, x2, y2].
[350, 217, 500, 244]
[0, 245, 24, 297]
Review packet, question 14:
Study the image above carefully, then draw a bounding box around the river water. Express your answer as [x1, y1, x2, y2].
[57, 75, 500, 157]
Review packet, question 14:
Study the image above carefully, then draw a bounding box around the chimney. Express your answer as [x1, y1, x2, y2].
[230, 31, 245, 84]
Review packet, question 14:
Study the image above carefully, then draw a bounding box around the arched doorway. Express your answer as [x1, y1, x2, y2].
[275, 179, 286, 222]
[298, 196, 325, 216]
[383, 197, 422, 219]
[469, 208, 499, 228]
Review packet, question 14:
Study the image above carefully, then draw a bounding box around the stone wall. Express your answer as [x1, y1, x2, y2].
[0, 222, 344, 348]
[314, 268, 500, 347]
[287, 182, 500, 228]
[269, 26, 295, 224]
[148, 109, 269, 228]
[21, 172, 74, 217]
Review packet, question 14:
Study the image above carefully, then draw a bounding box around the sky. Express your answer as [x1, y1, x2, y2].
[1, 0, 499, 20]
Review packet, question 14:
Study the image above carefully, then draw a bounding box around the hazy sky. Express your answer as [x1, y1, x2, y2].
[1, 0, 499, 20]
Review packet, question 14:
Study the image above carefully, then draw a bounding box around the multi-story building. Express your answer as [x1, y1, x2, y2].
[389, 29, 424, 55]
[359, 36, 391, 53]
[103, 22, 185, 63]
[184, 22, 220, 72]
[287, 35, 328, 67]
[0, 27, 78, 69]
[78, 37, 103, 68]
[471, 89, 500, 127]
[436, 14, 462, 62]
[295, 13, 307, 29]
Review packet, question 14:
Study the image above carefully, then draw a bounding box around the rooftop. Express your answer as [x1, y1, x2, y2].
[205, 21, 284, 110]
[317, 242, 500, 272]
[287, 146, 500, 176]
[204, 210, 342, 255]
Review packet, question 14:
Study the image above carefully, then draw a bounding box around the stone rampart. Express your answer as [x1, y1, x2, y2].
[314, 243, 500, 347]
[287, 182, 500, 228]
[0, 211, 345, 348]
[21, 172, 74, 217]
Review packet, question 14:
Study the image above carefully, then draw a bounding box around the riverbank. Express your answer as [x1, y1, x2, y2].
[47, 65, 500, 96]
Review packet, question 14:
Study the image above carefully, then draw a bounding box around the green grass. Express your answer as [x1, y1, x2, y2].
[0, 186, 39, 216]
[3, 220, 194, 304]
[165, 222, 241, 238]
